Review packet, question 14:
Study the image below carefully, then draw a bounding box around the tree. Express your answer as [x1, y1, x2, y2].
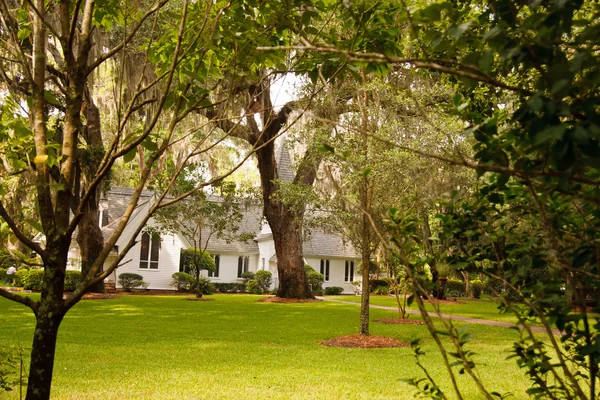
[291, 0, 600, 398]
[179, 248, 215, 298]
[0, 1, 282, 398]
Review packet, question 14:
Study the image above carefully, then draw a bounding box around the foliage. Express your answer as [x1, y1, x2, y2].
[371, 286, 390, 295]
[0, 345, 27, 393]
[196, 276, 214, 296]
[370, 279, 389, 292]
[171, 272, 196, 292]
[118, 273, 146, 292]
[254, 270, 273, 294]
[445, 279, 466, 297]
[305, 265, 324, 294]
[0, 268, 6, 282]
[63, 271, 81, 292]
[15, 269, 43, 291]
[324, 286, 344, 295]
[471, 280, 484, 299]
[245, 279, 261, 295]
[213, 283, 246, 293]
[180, 249, 216, 276]
[241, 271, 255, 283]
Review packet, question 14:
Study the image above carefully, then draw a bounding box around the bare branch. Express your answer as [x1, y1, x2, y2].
[0, 288, 38, 311]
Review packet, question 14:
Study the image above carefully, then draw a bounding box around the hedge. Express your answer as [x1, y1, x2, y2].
[213, 282, 246, 293]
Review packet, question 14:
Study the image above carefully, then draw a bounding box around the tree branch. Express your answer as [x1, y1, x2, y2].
[0, 288, 38, 311]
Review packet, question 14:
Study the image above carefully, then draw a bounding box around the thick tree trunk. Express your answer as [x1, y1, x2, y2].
[77, 197, 105, 293]
[75, 95, 105, 292]
[271, 214, 312, 299]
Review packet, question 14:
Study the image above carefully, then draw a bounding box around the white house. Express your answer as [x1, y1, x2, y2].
[83, 186, 360, 294]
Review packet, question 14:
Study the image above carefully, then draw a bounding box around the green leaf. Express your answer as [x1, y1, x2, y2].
[535, 124, 567, 145]
[123, 147, 137, 163]
[318, 144, 335, 153]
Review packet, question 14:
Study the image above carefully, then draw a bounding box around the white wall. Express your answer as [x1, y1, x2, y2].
[203, 253, 259, 283]
[305, 257, 360, 294]
[114, 232, 183, 290]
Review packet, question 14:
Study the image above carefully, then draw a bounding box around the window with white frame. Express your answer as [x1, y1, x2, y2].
[237, 256, 249, 278]
[139, 232, 160, 269]
[344, 260, 355, 282]
[320, 259, 330, 282]
[209, 254, 220, 278]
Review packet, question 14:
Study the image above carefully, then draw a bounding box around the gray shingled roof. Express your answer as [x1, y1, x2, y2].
[268, 230, 359, 261]
[100, 188, 154, 241]
[276, 144, 295, 182]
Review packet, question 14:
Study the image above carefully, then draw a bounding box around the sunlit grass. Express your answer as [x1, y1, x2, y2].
[0, 294, 531, 399]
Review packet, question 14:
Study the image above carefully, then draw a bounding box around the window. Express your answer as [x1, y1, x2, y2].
[320, 259, 330, 282]
[261, 258, 265, 270]
[237, 256, 249, 278]
[140, 232, 160, 269]
[209, 255, 220, 278]
[345, 261, 355, 282]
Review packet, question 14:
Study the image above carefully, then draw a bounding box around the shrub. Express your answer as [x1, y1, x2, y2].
[180, 249, 215, 276]
[325, 286, 344, 295]
[305, 264, 324, 293]
[64, 271, 81, 291]
[241, 271, 255, 283]
[246, 279, 261, 294]
[17, 269, 44, 290]
[196, 276, 214, 295]
[471, 279, 484, 299]
[171, 272, 195, 292]
[213, 282, 246, 293]
[118, 273, 145, 291]
[370, 279, 389, 293]
[0, 268, 6, 283]
[483, 277, 504, 296]
[372, 285, 390, 295]
[255, 270, 273, 294]
[445, 278, 466, 297]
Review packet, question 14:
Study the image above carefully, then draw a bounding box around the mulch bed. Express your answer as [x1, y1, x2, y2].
[375, 318, 425, 325]
[183, 297, 215, 302]
[257, 296, 322, 303]
[321, 334, 409, 348]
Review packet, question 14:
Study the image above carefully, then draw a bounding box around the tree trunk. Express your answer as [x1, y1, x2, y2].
[422, 213, 441, 299]
[26, 251, 66, 400]
[271, 210, 312, 299]
[26, 313, 63, 400]
[77, 196, 105, 293]
[75, 94, 105, 292]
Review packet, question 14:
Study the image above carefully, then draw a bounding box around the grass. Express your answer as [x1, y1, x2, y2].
[0, 294, 532, 399]
[327, 294, 530, 324]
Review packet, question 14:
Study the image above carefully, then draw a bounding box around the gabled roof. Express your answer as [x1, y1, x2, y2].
[276, 144, 295, 183]
[100, 188, 154, 241]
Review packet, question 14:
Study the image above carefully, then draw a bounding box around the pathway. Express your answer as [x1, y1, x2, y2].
[321, 298, 560, 335]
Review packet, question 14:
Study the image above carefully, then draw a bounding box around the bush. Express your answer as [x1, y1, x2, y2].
[180, 248, 215, 275]
[171, 272, 195, 292]
[241, 271, 255, 283]
[196, 276, 214, 295]
[64, 271, 81, 291]
[471, 279, 484, 299]
[246, 279, 261, 294]
[0, 268, 6, 283]
[255, 270, 273, 294]
[483, 277, 504, 295]
[370, 279, 389, 293]
[445, 278, 466, 297]
[325, 286, 344, 295]
[305, 264, 324, 293]
[118, 273, 145, 291]
[213, 282, 246, 293]
[372, 285, 390, 295]
[17, 269, 44, 290]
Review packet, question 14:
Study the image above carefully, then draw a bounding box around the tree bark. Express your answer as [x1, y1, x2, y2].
[26, 247, 67, 400]
[422, 213, 441, 299]
[271, 210, 311, 298]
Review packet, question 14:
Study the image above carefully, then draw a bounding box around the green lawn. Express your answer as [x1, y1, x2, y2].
[0, 294, 531, 399]
[327, 294, 531, 325]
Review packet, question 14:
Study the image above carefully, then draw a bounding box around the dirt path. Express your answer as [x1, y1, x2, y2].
[321, 298, 560, 335]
